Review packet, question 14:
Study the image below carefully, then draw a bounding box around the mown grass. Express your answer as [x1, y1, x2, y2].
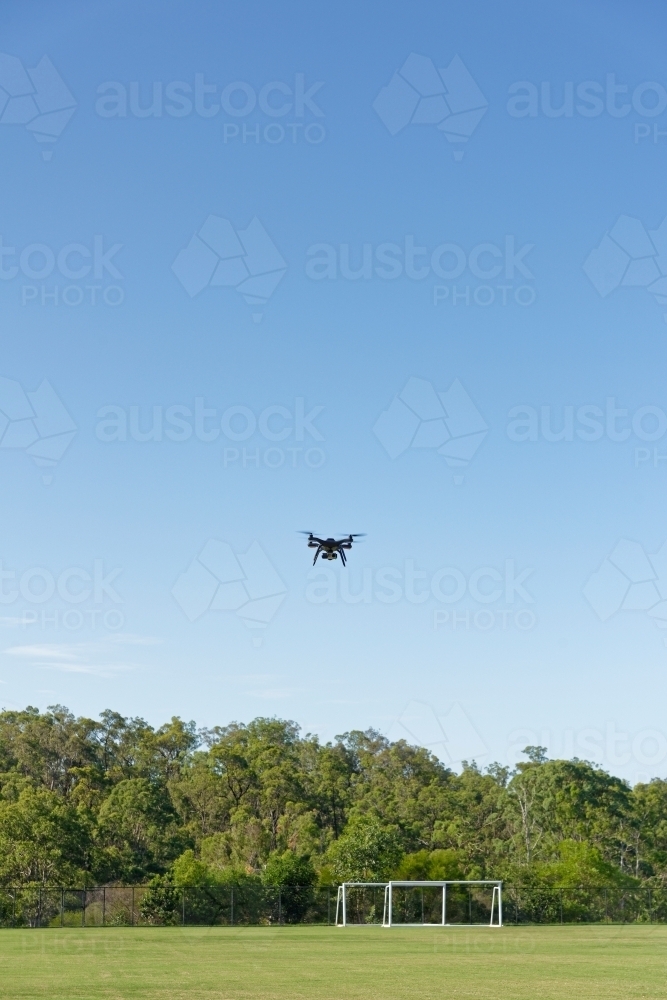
[0, 924, 664, 999]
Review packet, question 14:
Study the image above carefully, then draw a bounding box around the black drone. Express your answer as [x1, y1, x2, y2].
[299, 532, 365, 566]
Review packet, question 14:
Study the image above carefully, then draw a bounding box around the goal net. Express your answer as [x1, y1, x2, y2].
[334, 883, 387, 926]
[382, 881, 502, 927]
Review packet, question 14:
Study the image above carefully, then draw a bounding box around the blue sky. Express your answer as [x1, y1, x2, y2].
[1, 0, 666, 784]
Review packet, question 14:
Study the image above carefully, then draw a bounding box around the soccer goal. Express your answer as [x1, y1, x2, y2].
[381, 881, 502, 927]
[334, 883, 388, 926]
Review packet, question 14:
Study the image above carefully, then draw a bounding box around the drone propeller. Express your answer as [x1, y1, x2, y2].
[297, 531, 316, 536]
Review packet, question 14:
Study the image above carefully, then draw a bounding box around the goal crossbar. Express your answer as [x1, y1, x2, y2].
[335, 880, 502, 927]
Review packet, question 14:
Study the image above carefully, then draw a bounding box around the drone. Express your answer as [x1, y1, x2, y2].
[299, 532, 365, 566]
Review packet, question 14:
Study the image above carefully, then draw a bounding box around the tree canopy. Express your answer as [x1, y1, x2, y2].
[0, 705, 664, 901]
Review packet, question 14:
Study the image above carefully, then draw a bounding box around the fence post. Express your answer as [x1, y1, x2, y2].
[230, 887, 234, 927]
[12, 890, 15, 929]
[278, 889, 282, 925]
[328, 888, 330, 926]
[649, 888, 652, 924]
[182, 887, 185, 927]
[82, 889, 86, 928]
[61, 888, 64, 928]
[131, 887, 135, 926]
[38, 887, 42, 929]
[103, 887, 106, 926]
[560, 891, 563, 925]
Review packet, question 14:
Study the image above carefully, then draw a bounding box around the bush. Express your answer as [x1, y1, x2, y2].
[261, 850, 316, 923]
[139, 874, 181, 925]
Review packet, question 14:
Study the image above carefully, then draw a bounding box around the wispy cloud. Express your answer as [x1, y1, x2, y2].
[1, 638, 150, 678]
[6, 644, 76, 660]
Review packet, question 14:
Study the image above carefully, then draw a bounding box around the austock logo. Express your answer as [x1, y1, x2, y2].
[95, 397, 326, 471]
[507, 74, 667, 145]
[584, 539, 667, 641]
[0, 376, 76, 484]
[172, 539, 287, 644]
[0, 558, 123, 634]
[507, 722, 667, 775]
[305, 235, 536, 308]
[0, 53, 76, 160]
[95, 72, 326, 146]
[306, 557, 536, 633]
[0, 235, 125, 308]
[373, 377, 488, 484]
[583, 214, 667, 319]
[172, 215, 287, 322]
[392, 700, 488, 767]
[374, 52, 488, 160]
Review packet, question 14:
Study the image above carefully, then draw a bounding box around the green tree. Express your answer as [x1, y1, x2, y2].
[433, 762, 508, 877]
[0, 787, 91, 885]
[327, 817, 403, 882]
[395, 848, 463, 880]
[506, 753, 632, 865]
[338, 730, 454, 851]
[261, 849, 316, 922]
[170, 754, 230, 841]
[0, 701, 661, 919]
[630, 779, 667, 879]
[97, 777, 183, 880]
[139, 872, 181, 925]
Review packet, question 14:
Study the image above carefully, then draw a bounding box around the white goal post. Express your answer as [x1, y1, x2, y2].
[334, 883, 387, 927]
[335, 880, 502, 927]
[383, 881, 502, 927]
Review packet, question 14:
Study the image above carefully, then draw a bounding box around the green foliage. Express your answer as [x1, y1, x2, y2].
[326, 816, 403, 882]
[97, 777, 183, 880]
[139, 873, 181, 925]
[505, 756, 632, 866]
[631, 778, 667, 876]
[540, 839, 634, 890]
[0, 787, 92, 885]
[261, 850, 316, 922]
[261, 849, 316, 888]
[0, 704, 666, 908]
[172, 849, 219, 887]
[395, 848, 463, 881]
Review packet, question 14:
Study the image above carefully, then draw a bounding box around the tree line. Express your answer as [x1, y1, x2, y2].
[1, 705, 666, 904]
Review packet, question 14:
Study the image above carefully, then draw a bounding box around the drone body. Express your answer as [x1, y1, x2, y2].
[300, 532, 365, 566]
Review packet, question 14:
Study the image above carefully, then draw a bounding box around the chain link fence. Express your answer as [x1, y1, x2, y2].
[0, 884, 665, 927]
[0, 885, 337, 928]
[504, 884, 667, 924]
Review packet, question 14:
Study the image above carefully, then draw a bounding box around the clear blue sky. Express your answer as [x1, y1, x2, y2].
[1, 0, 666, 785]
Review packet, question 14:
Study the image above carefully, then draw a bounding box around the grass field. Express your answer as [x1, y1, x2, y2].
[0, 925, 664, 1000]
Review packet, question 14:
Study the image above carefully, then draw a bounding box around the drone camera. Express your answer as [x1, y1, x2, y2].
[301, 531, 364, 566]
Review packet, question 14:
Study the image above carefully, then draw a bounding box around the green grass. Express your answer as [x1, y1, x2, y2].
[0, 925, 664, 999]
